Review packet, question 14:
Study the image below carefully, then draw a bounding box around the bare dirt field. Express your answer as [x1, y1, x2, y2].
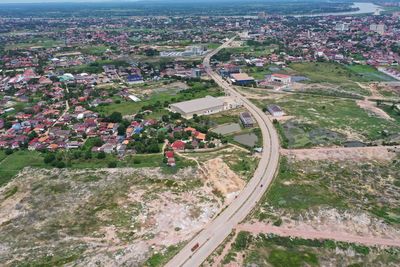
[281, 146, 398, 162]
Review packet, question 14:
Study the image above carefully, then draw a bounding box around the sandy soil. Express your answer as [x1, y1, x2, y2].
[281, 146, 398, 162]
[356, 100, 394, 121]
[237, 217, 400, 248]
[202, 158, 245, 197]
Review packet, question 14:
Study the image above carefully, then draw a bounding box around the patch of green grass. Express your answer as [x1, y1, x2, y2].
[15, 245, 86, 267]
[80, 45, 110, 56]
[289, 62, 374, 95]
[145, 245, 182, 267]
[266, 158, 347, 211]
[0, 151, 45, 186]
[3, 186, 18, 199]
[346, 64, 394, 82]
[268, 248, 318, 267]
[0, 150, 7, 162]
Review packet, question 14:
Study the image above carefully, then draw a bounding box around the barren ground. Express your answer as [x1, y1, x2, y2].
[0, 166, 218, 266]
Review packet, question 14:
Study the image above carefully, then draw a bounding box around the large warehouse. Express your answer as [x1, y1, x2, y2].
[169, 96, 227, 119]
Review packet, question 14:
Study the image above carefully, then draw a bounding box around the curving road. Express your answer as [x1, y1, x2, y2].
[166, 37, 281, 267]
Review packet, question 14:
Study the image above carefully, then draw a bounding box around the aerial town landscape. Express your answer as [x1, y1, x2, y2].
[0, 0, 400, 266]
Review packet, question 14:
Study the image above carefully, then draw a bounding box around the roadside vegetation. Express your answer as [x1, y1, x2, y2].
[220, 232, 400, 267]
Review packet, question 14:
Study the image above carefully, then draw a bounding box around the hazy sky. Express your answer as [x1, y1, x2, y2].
[0, 0, 129, 3]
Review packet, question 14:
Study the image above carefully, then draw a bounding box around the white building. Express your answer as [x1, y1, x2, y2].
[267, 105, 284, 117]
[334, 23, 349, 32]
[169, 96, 242, 119]
[268, 73, 292, 85]
[370, 24, 386, 35]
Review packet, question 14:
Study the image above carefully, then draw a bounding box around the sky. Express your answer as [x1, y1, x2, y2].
[0, 0, 134, 3]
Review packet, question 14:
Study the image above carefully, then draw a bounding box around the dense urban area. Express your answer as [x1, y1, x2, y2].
[0, 0, 400, 266]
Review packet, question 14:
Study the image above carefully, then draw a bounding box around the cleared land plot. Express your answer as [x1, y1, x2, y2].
[253, 94, 400, 148]
[216, 232, 400, 267]
[288, 62, 386, 96]
[252, 156, 400, 237]
[0, 167, 219, 266]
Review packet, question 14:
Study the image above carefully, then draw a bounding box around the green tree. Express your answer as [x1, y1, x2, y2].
[108, 112, 122, 123]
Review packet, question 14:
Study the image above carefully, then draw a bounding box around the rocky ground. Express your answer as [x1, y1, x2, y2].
[0, 166, 217, 266]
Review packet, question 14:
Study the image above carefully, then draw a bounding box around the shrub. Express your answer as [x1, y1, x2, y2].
[97, 152, 106, 159]
[56, 161, 66, 168]
[108, 161, 117, 168]
[44, 154, 56, 164]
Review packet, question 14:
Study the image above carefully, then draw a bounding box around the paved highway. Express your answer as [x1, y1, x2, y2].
[165, 36, 280, 267]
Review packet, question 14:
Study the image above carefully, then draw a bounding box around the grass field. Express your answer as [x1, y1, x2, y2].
[346, 64, 394, 82]
[0, 150, 196, 187]
[254, 156, 400, 225]
[5, 38, 64, 50]
[0, 151, 45, 186]
[95, 86, 223, 116]
[253, 94, 400, 148]
[221, 232, 399, 267]
[80, 45, 110, 56]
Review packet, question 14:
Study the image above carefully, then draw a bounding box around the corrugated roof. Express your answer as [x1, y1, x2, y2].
[170, 96, 224, 114]
[231, 73, 254, 81]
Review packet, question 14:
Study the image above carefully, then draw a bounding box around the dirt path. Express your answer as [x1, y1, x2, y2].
[175, 151, 203, 171]
[356, 99, 394, 121]
[211, 231, 239, 267]
[281, 146, 399, 162]
[356, 82, 384, 99]
[236, 223, 400, 248]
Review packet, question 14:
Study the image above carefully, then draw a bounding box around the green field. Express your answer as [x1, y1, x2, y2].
[95, 86, 223, 116]
[254, 94, 400, 148]
[288, 62, 389, 96]
[346, 64, 394, 82]
[0, 149, 196, 187]
[0, 151, 45, 186]
[5, 38, 64, 50]
[222, 232, 399, 267]
[80, 45, 110, 56]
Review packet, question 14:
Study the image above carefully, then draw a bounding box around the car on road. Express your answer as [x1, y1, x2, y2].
[191, 243, 200, 252]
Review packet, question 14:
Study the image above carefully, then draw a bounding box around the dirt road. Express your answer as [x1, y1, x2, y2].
[281, 145, 398, 162]
[236, 223, 400, 248]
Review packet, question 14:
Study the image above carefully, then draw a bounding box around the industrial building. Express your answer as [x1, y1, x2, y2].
[169, 96, 225, 119]
[169, 96, 242, 119]
[267, 104, 284, 117]
[230, 73, 255, 85]
[240, 112, 255, 127]
[268, 73, 292, 85]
